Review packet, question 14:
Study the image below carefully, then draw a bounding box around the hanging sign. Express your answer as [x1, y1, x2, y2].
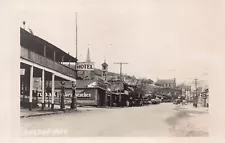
[76, 62, 95, 71]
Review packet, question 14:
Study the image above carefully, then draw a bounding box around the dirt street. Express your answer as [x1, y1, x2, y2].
[20, 103, 209, 137]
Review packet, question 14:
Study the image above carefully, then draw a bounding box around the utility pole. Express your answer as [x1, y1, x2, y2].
[114, 62, 128, 107]
[194, 78, 198, 107]
[71, 12, 78, 110]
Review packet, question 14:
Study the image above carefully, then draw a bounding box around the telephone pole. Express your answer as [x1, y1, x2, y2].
[71, 12, 78, 110]
[194, 78, 198, 107]
[114, 62, 128, 106]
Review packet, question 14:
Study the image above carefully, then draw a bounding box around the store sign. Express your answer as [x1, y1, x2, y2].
[76, 62, 94, 71]
[20, 69, 25, 75]
[76, 92, 91, 98]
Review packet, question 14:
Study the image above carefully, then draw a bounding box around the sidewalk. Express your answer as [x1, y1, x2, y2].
[21, 104, 83, 118]
[20, 105, 112, 118]
[20, 106, 77, 118]
[20, 105, 155, 118]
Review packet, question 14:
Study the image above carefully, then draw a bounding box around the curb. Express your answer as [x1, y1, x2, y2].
[20, 109, 79, 118]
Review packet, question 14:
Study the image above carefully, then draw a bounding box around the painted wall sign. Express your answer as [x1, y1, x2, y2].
[76, 92, 91, 98]
[76, 62, 95, 71]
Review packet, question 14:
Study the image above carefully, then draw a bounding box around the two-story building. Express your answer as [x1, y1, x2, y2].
[20, 27, 77, 111]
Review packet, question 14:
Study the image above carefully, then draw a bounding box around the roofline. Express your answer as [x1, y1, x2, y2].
[20, 27, 78, 62]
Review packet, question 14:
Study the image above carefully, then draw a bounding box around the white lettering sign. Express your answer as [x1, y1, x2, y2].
[76, 93, 91, 98]
[76, 62, 95, 71]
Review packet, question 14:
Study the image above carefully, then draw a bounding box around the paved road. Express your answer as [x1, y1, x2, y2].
[20, 103, 209, 137]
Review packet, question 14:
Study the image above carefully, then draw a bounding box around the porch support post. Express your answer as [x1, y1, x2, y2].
[71, 80, 76, 109]
[51, 74, 55, 110]
[41, 69, 45, 110]
[29, 66, 33, 111]
[61, 81, 65, 109]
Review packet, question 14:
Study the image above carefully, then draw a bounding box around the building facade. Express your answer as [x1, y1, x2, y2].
[20, 27, 77, 111]
[154, 78, 181, 100]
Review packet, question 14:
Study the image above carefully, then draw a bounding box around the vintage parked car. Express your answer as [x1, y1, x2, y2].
[143, 97, 151, 105]
[151, 98, 161, 104]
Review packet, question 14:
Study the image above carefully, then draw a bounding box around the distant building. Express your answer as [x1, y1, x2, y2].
[154, 78, 181, 100]
[101, 60, 108, 81]
[155, 78, 176, 88]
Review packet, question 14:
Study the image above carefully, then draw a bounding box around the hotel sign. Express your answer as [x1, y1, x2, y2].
[76, 62, 94, 71]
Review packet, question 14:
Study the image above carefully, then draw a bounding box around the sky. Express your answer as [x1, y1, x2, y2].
[14, 0, 216, 85]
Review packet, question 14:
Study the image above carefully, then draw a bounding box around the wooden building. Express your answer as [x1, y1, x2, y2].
[20, 27, 77, 111]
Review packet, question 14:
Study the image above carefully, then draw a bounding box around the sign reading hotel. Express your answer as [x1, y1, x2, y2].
[76, 62, 95, 71]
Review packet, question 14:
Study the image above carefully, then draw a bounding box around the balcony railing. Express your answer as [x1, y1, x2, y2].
[21, 47, 76, 78]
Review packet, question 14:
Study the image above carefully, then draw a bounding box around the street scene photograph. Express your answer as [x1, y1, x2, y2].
[19, 0, 210, 137]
